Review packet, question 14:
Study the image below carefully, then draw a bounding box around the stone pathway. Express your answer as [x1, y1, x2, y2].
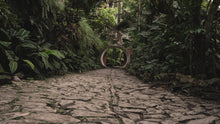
[0, 69, 219, 124]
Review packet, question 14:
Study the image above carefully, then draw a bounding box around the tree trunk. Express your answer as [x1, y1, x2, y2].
[116, 0, 119, 23]
[117, 0, 122, 23]
[189, 0, 204, 77]
[138, 0, 141, 31]
[106, 0, 109, 7]
[205, 0, 219, 33]
[111, 0, 115, 9]
[189, 0, 219, 78]
[204, 0, 220, 77]
[120, 0, 123, 22]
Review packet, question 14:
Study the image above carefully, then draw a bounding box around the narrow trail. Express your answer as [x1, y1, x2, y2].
[0, 69, 219, 124]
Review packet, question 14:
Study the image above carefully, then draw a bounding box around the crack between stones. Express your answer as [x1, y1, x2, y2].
[107, 69, 125, 124]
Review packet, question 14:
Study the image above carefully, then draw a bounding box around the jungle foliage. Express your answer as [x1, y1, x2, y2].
[122, 0, 220, 80]
[106, 48, 126, 67]
[0, 0, 219, 84]
[0, 0, 105, 80]
[117, 0, 220, 101]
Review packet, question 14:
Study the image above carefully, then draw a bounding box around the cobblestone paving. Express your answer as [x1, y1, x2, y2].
[0, 69, 220, 124]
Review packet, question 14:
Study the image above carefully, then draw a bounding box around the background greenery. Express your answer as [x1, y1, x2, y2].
[122, 0, 220, 80]
[0, 0, 106, 80]
[0, 0, 219, 83]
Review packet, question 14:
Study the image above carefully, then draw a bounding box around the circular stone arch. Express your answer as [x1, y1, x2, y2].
[100, 45, 131, 69]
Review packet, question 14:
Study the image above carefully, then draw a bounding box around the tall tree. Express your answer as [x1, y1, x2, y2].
[138, 0, 141, 31]
[204, 0, 220, 76]
[120, 0, 124, 22]
[188, 0, 203, 76]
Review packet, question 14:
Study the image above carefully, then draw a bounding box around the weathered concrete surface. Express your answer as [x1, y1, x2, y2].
[0, 69, 219, 124]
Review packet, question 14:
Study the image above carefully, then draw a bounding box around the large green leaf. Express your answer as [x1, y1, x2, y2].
[45, 49, 65, 59]
[23, 59, 35, 70]
[5, 50, 19, 61]
[17, 43, 37, 49]
[41, 56, 50, 69]
[39, 51, 49, 58]
[19, 40, 37, 49]
[0, 41, 12, 47]
[39, 53, 53, 70]
[17, 28, 30, 40]
[9, 61, 17, 73]
[67, 48, 77, 57]
[51, 59, 61, 69]
[34, 58, 44, 69]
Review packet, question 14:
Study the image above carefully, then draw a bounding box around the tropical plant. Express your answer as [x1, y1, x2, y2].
[125, 0, 219, 79]
[77, 18, 104, 56]
[106, 48, 125, 67]
[0, 0, 105, 81]
[0, 1, 17, 28]
[90, 6, 118, 29]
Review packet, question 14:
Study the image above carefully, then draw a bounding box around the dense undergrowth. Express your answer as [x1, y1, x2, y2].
[122, 0, 220, 101]
[124, 0, 219, 80]
[0, 0, 105, 82]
